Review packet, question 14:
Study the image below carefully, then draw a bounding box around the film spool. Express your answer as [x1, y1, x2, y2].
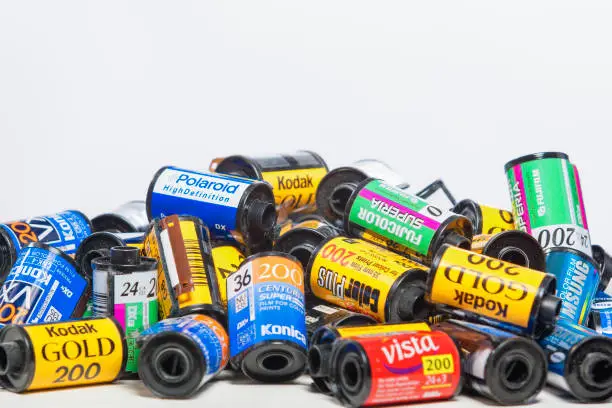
[274, 216, 338, 268]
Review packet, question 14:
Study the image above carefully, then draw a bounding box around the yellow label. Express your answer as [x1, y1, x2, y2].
[361, 230, 425, 263]
[25, 318, 124, 391]
[212, 245, 245, 307]
[126, 242, 144, 250]
[336, 322, 430, 338]
[142, 229, 173, 319]
[276, 219, 294, 238]
[262, 167, 327, 213]
[422, 354, 455, 375]
[176, 219, 214, 309]
[429, 246, 547, 328]
[310, 237, 428, 322]
[479, 204, 514, 235]
[470, 234, 493, 254]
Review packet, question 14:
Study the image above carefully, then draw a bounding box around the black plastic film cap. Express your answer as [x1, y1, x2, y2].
[111, 246, 140, 266]
[249, 200, 276, 231]
[308, 343, 333, 378]
[397, 285, 431, 321]
[580, 352, 612, 389]
[0, 341, 25, 375]
[443, 232, 471, 250]
[538, 295, 561, 326]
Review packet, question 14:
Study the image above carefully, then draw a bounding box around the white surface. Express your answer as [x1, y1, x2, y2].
[0, 373, 587, 407]
[1, 0, 611, 405]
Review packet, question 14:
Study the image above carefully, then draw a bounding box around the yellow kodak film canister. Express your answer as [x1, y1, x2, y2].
[427, 245, 560, 338]
[0, 317, 126, 392]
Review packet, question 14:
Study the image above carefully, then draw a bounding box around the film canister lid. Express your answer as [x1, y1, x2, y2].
[396, 285, 431, 321]
[248, 200, 277, 232]
[443, 231, 471, 250]
[0, 341, 25, 375]
[308, 343, 333, 378]
[92, 246, 157, 273]
[111, 246, 140, 265]
[580, 352, 612, 389]
[538, 295, 562, 326]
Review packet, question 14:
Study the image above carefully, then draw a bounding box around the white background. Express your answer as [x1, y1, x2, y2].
[0, 1, 611, 406]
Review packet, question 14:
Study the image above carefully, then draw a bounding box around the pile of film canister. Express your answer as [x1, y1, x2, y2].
[0, 151, 611, 406]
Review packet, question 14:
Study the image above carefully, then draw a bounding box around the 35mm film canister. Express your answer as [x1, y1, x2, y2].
[92, 247, 158, 374]
[505, 152, 592, 257]
[141, 215, 224, 322]
[147, 166, 276, 252]
[308, 322, 430, 395]
[307, 236, 433, 323]
[539, 318, 612, 402]
[137, 314, 229, 399]
[214, 151, 328, 216]
[92, 201, 149, 233]
[0, 210, 92, 280]
[328, 330, 462, 407]
[227, 252, 307, 382]
[427, 245, 561, 338]
[433, 319, 547, 405]
[0, 243, 90, 327]
[0, 317, 126, 392]
[343, 179, 472, 264]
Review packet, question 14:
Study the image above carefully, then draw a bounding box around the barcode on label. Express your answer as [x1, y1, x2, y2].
[235, 292, 248, 313]
[93, 291, 109, 316]
[184, 237, 208, 287]
[44, 306, 62, 322]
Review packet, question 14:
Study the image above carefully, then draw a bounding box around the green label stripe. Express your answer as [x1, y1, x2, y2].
[124, 300, 159, 373]
[348, 180, 450, 256]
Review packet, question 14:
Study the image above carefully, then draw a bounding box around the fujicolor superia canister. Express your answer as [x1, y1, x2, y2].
[505, 152, 592, 257]
[343, 179, 472, 264]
